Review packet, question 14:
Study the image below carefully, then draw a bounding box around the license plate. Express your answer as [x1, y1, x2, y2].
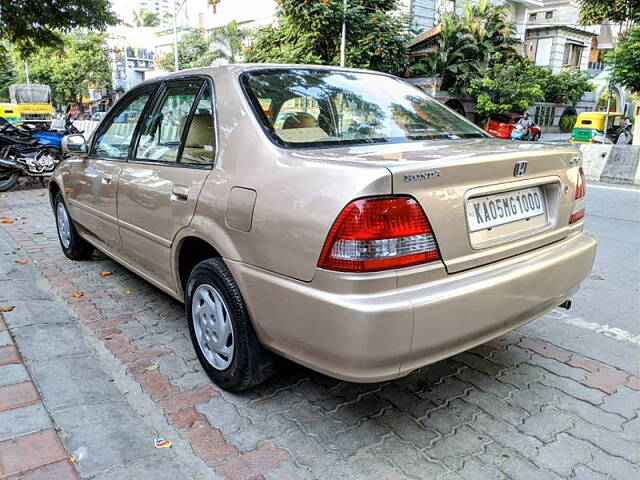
[467, 187, 545, 232]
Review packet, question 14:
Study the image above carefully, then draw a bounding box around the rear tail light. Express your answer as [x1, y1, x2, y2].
[569, 167, 585, 224]
[317, 196, 441, 272]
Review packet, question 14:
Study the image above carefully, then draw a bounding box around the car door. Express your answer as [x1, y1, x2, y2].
[64, 86, 155, 251]
[117, 77, 216, 289]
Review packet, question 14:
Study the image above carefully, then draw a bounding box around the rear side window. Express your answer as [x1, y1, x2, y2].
[93, 89, 153, 159]
[181, 83, 215, 165]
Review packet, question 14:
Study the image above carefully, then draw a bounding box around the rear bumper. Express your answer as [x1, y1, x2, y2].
[227, 231, 597, 382]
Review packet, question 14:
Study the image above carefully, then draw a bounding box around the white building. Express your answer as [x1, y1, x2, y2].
[135, 0, 173, 19]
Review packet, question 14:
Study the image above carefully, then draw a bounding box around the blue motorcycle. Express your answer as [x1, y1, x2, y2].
[0, 119, 81, 191]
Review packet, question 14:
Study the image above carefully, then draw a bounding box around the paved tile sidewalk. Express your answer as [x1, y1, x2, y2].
[0, 188, 639, 480]
[0, 316, 79, 479]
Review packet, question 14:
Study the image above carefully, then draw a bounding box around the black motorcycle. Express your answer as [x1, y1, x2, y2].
[0, 118, 77, 192]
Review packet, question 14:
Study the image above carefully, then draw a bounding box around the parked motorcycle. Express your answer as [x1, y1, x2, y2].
[0, 118, 78, 192]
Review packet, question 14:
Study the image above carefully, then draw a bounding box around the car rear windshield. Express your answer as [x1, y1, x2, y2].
[241, 69, 487, 148]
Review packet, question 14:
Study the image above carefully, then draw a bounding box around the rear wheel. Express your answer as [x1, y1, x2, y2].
[0, 171, 18, 192]
[532, 133, 541, 142]
[186, 258, 276, 391]
[54, 192, 94, 260]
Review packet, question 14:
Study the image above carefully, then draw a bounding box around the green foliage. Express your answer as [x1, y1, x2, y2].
[0, 0, 116, 54]
[467, 55, 594, 120]
[468, 56, 545, 119]
[157, 23, 248, 71]
[578, 0, 639, 25]
[19, 32, 111, 105]
[0, 44, 18, 101]
[559, 114, 577, 131]
[537, 68, 594, 105]
[132, 9, 161, 27]
[606, 27, 640, 93]
[209, 21, 248, 65]
[409, 0, 517, 93]
[245, 0, 411, 75]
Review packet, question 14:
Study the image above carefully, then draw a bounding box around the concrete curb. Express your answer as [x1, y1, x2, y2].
[580, 144, 640, 185]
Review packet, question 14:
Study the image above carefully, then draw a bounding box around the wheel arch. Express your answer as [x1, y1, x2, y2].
[48, 179, 61, 211]
[174, 234, 223, 297]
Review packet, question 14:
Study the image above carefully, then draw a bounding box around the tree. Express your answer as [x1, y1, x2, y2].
[19, 32, 112, 106]
[467, 56, 545, 120]
[578, 0, 639, 25]
[410, 0, 517, 93]
[209, 21, 248, 65]
[606, 27, 640, 93]
[0, 44, 18, 101]
[538, 68, 594, 105]
[132, 9, 161, 27]
[245, 0, 411, 76]
[158, 23, 248, 71]
[0, 0, 116, 53]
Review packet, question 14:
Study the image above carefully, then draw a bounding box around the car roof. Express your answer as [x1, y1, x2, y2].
[132, 63, 397, 88]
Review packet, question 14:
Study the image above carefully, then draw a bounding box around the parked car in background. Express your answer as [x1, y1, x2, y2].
[51, 65, 596, 391]
[484, 113, 541, 141]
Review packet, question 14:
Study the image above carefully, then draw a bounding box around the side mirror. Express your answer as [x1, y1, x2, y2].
[62, 134, 87, 155]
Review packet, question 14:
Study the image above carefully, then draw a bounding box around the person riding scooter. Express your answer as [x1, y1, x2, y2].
[510, 112, 534, 141]
[516, 113, 532, 138]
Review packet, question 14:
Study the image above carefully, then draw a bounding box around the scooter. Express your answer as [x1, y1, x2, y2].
[510, 125, 533, 141]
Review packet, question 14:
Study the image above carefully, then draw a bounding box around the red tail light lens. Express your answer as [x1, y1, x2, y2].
[569, 167, 586, 224]
[317, 196, 441, 272]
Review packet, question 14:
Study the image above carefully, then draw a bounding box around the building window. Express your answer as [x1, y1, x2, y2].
[529, 13, 537, 21]
[563, 43, 584, 68]
[535, 106, 556, 127]
[545, 11, 553, 19]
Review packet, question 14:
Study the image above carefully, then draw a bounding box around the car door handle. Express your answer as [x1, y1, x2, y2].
[171, 185, 189, 201]
[102, 173, 113, 184]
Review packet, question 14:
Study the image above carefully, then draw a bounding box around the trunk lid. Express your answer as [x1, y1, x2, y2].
[306, 138, 582, 273]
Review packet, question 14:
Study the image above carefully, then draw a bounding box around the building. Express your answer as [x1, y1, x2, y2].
[106, 26, 159, 93]
[135, 0, 173, 20]
[523, 1, 599, 73]
[188, 0, 277, 30]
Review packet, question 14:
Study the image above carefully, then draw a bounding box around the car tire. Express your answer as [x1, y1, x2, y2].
[54, 192, 94, 260]
[186, 258, 276, 391]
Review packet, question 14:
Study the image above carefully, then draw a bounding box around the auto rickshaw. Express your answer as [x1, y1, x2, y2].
[569, 112, 628, 144]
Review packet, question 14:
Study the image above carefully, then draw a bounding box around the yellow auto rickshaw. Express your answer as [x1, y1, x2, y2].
[570, 112, 625, 144]
[0, 103, 21, 126]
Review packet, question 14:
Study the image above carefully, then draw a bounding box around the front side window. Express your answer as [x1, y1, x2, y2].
[135, 80, 204, 163]
[242, 69, 487, 148]
[93, 89, 152, 159]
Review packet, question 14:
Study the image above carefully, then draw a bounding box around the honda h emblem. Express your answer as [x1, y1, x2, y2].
[514, 161, 528, 177]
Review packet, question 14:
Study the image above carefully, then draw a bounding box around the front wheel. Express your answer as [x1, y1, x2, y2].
[54, 192, 94, 260]
[186, 258, 276, 391]
[0, 171, 19, 192]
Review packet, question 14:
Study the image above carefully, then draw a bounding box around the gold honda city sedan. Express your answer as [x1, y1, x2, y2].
[50, 65, 597, 391]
